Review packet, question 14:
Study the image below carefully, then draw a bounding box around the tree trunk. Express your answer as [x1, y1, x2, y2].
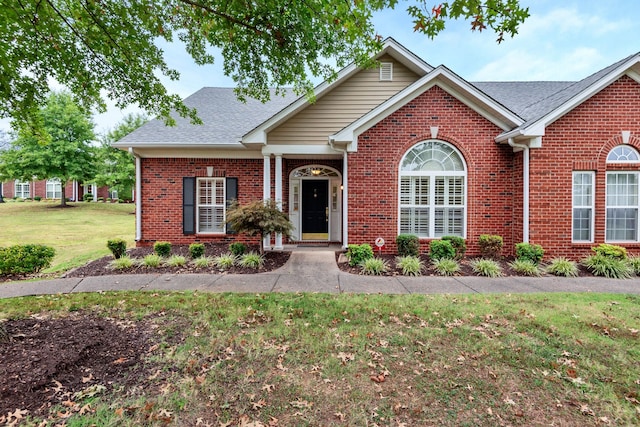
[60, 182, 67, 207]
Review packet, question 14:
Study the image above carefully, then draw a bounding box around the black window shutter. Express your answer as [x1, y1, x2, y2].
[183, 177, 196, 235]
[225, 177, 238, 234]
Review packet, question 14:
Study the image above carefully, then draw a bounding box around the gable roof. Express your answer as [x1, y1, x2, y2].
[330, 65, 525, 150]
[242, 38, 433, 145]
[114, 88, 297, 147]
[496, 52, 640, 141]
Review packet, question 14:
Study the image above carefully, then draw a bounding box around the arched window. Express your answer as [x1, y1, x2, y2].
[606, 145, 640, 241]
[399, 141, 466, 238]
[606, 145, 640, 163]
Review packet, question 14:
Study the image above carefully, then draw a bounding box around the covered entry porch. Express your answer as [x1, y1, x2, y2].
[260, 147, 347, 250]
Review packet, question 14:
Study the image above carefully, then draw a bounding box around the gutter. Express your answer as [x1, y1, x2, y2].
[508, 138, 529, 243]
[129, 148, 142, 242]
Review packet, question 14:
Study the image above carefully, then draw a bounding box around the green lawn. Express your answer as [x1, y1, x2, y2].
[1, 292, 638, 426]
[0, 200, 135, 273]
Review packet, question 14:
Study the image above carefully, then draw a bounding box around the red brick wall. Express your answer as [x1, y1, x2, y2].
[348, 85, 515, 255]
[530, 75, 640, 259]
[138, 157, 265, 246]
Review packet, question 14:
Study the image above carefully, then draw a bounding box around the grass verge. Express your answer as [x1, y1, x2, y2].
[0, 201, 134, 274]
[1, 291, 638, 426]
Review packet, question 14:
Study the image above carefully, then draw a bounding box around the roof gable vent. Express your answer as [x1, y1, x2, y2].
[380, 62, 393, 81]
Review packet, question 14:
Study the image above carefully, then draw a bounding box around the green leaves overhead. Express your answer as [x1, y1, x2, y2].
[1, 1, 529, 133]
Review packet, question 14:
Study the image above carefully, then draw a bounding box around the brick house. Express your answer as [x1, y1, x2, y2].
[1, 179, 110, 201]
[114, 39, 640, 259]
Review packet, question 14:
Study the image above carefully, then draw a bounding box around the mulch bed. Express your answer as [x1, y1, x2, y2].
[0, 312, 162, 420]
[65, 244, 291, 278]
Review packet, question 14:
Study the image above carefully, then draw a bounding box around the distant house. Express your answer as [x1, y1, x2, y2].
[114, 38, 640, 259]
[1, 179, 111, 201]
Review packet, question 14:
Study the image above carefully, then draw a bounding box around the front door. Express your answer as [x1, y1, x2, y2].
[301, 180, 328, 240]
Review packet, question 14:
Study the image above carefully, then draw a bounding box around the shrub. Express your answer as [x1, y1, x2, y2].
[432, 258, 461, 276]
[591, 243, 627, 260]
[226, 199, 293, 254]
[110, 256, 134, 270]
[396, 255, 423, 276]
[142, 254, 162, 268]
[165, 255, 187, 267]
[97, 197, 104, 202]
[360, 257, 389, 275]
[106, 238, 127, 259]
[470, 258, 503, 277]
[478, 234, 503, 259]
[0, 244, 56, 275]
[239, 252, 265, 269]
[429, 240, 455, 261]
[33, 196, 41, 202]
[192, 256, 213, 268]
[545, 257, 579, 277]
[515, 242, 544, 265]
[214, 253, 237, 270]
[628, 256, 640, 276]
[396, 234, 420, 257]
[582, 255, 632, 279]
[83, 193, 94, 202]
[153, 241, 172, 257]
[346, 244, 374, 267]
[229, 242, 247, 256]
[509, 259, 541, 276]
[189, 243, 205, 259]
[442, 236, 466, 259]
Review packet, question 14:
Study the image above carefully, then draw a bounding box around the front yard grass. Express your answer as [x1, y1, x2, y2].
[1, 291, 638, 426]
[0, 200, 134, 274]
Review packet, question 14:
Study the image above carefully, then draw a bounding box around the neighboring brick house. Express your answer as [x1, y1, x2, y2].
[1, 179, 110, 201]
[114, 39, 640, 259]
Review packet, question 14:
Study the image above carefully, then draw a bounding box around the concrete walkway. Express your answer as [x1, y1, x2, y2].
[1, 247, 639, 299]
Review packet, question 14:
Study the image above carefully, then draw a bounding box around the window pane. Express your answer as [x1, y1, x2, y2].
[606, 208, 638, 241]
[572, 208, 592, 241]
[607, 145, 640, 162]
[434, 207, 464, 237]
[573, 173, 592, 207]
[607, 173, 638, 206]
[198, 207, 225, 233]
[400, 207, 429, 237]
[414, 177, 429, 205]
[197, 178, 225, 233]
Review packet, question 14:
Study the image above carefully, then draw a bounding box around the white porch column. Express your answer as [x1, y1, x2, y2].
[342, 150, 348, 249]
[263, 155, 271, 250]
[508, 139, 530, 243]
[92, 184, 98, 201]
[274, 154, 283, 250]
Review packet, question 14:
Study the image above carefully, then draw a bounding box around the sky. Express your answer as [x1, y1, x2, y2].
[5, 0, 640, 135]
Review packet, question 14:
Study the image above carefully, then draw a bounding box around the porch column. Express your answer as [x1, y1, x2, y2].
[263, 155, 271, 250]
[274, 154, 283, 250]
[92, 184, 98, 201]
[342, 150, 348, 249]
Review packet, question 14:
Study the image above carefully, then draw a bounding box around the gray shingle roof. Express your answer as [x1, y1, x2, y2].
[118, 53, 639, 147]
[472, 81, 574, 119]
[117, 88, 298, 145]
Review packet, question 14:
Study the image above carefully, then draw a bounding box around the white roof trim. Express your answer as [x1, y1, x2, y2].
[242, 38, 433, 145]
[510, 54, 640, 139]
[330, 66, 524, 151]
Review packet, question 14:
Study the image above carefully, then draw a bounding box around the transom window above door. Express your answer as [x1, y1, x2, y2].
[292, 166, 339, 178]
[399, 140, 466, 238]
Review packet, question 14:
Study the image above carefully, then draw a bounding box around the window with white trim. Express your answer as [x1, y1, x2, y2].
[46, 179, 62, 199]
[607, 145, 640, 162]
[572, 172, 594, 242]
[14, 180, 30, 199]
[399, 141, 466, 238]
[197, 178, 225, 234]
[606, 172, 639, 241]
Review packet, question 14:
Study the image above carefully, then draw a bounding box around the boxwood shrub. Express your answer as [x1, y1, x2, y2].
[396, 234, 420, 257]
[0, 244, 56, 275]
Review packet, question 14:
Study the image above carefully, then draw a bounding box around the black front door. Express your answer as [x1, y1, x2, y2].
[301, 180, 328, 238]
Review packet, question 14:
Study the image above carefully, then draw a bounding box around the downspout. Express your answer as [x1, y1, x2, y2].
[129, 148, 142, 242]
[329, 138, 348, 249]
[508, 138, 529, 243]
